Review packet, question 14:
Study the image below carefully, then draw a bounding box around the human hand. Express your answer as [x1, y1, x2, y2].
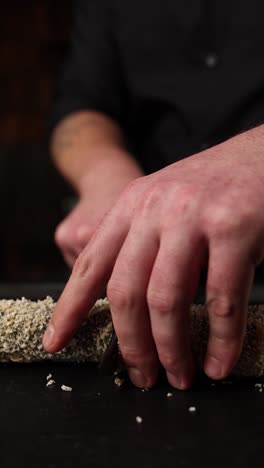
[44, 129, 264, 389]
[55, 156, 144, 267]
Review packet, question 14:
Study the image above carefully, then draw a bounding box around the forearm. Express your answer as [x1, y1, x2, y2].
[209, 123, 264, 158]
[50, 110, 144, 194]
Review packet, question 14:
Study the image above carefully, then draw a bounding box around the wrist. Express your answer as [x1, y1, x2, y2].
[77, 145, 144, 197]
[51, 111, 144, 192]
[222, 124, 264, 154]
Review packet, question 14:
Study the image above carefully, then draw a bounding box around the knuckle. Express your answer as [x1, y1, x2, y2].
[147, 290, 182, 314]
[137, 182, 164, 213]
[123, 178, 142, 199]
[127, 178, 142, 191]
[117, 178, 145, 213]
[210, 333, 233, 347]
[207, 211, 235, 238]
[209, 323, 242, 346]
[173, 186, 196, 213]
[158, 352, 184, 373]
[54, 224, 68, 249]
[107, 283, 136, 310]
[120, 345, 145, 367]
[72, 250, 91, 279]
[206, 207, 254, 240]
[210, 319, 243, 342]
[147, 293, 171, 314]
[207, 297, 237, 318]
[76, 226, 93, 248]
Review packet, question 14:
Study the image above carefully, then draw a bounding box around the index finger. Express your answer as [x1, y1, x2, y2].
[43, 207, 130, 352]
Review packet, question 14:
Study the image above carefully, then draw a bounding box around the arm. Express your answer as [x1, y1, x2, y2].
[51, 110, 144, 267]
[51, 110, 143, 196]
[50, 1, 144, 266]
[45, 124, 264, 389]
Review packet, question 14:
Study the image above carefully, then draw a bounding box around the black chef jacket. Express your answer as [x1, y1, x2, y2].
[50, 0, 264, 174]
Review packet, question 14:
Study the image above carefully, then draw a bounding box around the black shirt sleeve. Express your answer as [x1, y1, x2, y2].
[50, 0, 126, 132]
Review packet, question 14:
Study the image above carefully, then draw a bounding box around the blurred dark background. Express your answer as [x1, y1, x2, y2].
[0, 0, 73, 282]
[1, 1, 264, 291]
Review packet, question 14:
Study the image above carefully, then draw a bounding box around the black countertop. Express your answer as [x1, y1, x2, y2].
[1, 363, 264, 468]
[1, 282, 264, 468]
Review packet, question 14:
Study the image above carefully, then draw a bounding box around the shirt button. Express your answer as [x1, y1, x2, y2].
[204, 52, 219, 69]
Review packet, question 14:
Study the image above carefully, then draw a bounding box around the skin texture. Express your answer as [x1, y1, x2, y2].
[55, 160, 144, 267]
[45, 120, 264, 390]
[51, 111, 144, 267]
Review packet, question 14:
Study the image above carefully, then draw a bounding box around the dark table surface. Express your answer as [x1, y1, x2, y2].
[1, 282, 264, 468]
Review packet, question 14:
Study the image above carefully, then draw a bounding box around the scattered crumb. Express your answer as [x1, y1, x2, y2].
[222, 380, 232, 385]
[46, 379, 55, 387]
[46, 373, 52, 381]
[97, 392, 101, 396]
[136, 416, 143, 424]
[211, 383, 216, 387]
[61, 385, 72, 392]
[167, 392, 173, 398]
[188, 406, 196, 413]
[114, 377, 124, 387]
[254, 383, 264, 392]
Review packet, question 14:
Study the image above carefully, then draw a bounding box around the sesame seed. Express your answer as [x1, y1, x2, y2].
[61, 385, 72, 392]
[188, 406, 196, 413]
[114, 377, 124, 387]
[46, 379, 55, 387]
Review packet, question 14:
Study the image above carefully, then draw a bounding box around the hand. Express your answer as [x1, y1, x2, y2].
[44, 129, 264, 389]
[55, 156, 144, 267]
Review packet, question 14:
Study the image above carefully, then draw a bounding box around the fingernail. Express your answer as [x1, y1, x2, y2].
[128, 368, 146, 388]
[43, 323, 55, 350]
[205, 356, 222, 379]
[167, 372, 190, 390]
